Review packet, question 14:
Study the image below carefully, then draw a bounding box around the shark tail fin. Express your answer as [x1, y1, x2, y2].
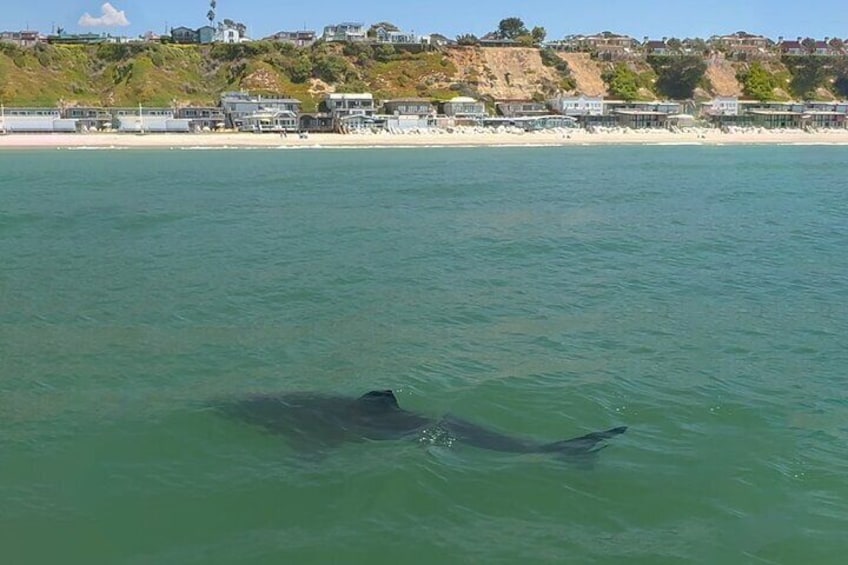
[541, 426, 627, 456]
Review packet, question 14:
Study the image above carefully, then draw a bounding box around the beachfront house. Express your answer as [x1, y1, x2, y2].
[63, 107, 113, 131]
[605, 101, 682, 129]
[113, 108, 190, 133]
[0, 107, 77, 133]
[323, 93, 376, 131]
[299, 113, 335, 133]
[440, 96, 487, 119]
[495, 101, 548, 118]
[802, 104, 848, 128]
[548, 95, 605, 116]
[383, 99, 436, 116]
[265, 30, 317, 47]
[323, 23, 366, 43]
[220, 92, 301, 132]
[381, 98, 437, 131]
[706, 96, 740, 116]
[174, 107, 227, 131]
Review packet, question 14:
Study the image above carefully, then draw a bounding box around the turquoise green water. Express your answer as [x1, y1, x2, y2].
[1, 146, 846, 564]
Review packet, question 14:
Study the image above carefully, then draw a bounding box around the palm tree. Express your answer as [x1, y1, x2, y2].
[207, 1, 216, 26]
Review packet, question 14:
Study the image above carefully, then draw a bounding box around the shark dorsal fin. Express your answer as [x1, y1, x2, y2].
[359, 390, 400, 409]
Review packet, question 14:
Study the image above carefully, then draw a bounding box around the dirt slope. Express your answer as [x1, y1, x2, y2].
[446, 47, 561, 99]
[556, 53, 608, 96]
[705, 54, 743, 96]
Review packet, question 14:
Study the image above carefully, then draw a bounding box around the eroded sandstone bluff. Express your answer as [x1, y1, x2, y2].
[1, 41, 844, 109]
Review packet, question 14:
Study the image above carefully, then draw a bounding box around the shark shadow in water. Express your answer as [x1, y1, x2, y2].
[215, 390, 627, 459]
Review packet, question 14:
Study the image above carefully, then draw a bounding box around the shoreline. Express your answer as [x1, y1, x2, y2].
[2, 129, 848, 149]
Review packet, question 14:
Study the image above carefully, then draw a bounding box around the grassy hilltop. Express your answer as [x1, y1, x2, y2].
[2, 40, 848, 109]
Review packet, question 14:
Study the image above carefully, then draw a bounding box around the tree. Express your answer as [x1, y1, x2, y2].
[800, 37, 816, 54]
[288, 55, 313, 83]
[497, 18, 528, 40]
[531, 26, 547, 44]
[828, 38, 845, 52]
[666, 37, 683, 51]
[456, 34, 479, 46]
[783, 55, 830, 98]
[603, 64, 640, 101]
[738, 62, 778, 101]
[648, 54, 707, 99]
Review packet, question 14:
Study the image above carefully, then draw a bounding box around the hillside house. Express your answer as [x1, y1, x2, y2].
[323, 22, 366, 42]
[170, 26, 197, 44]
[265, 30, 317, 47]
[373, 26, 418, 44]
[479, 32, 519, 48]
[643, 39, 670, 55]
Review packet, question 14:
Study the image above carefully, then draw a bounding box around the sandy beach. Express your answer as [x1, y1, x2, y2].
[2, 127, 848, 149]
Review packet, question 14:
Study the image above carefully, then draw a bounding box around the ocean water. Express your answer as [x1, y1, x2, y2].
[0, 146, 846, 564]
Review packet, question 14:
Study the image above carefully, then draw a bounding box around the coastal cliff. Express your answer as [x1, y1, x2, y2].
[1, 41, 847, 108]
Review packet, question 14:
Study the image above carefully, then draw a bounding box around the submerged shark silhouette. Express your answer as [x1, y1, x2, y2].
[217, 390, 627, 457]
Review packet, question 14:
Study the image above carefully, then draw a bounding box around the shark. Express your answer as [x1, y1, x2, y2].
[215, 389, 627, 458]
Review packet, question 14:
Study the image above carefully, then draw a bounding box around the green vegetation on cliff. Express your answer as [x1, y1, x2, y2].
[0, 41, 457, 110]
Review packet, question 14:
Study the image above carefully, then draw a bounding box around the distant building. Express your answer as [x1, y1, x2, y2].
[0, 30, 42, 47]
[323, 22, 366, 43]
[46, 32, 108, 45]
[551, 33, 640, 60]
[710, 32, 773, 60]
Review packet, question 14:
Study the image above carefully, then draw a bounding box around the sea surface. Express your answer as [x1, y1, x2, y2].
[1, 146, 846, 564]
